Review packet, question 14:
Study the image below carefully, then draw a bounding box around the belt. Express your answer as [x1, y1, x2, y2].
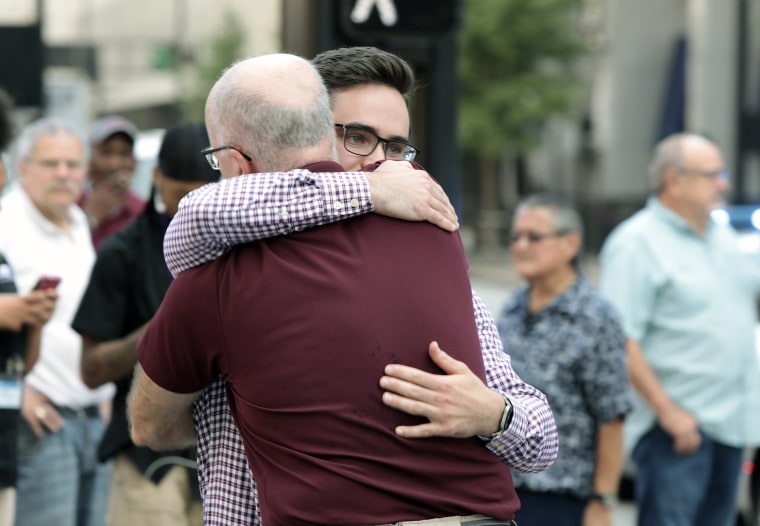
[373, 516, 517, 526]
[52, 404, 100, 419]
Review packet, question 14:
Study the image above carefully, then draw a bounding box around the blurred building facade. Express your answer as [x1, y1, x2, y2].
[0, 0, 281, 130]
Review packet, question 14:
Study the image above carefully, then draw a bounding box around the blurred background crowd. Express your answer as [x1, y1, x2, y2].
[2, 0, 759, 257]
[1, 1, 760, 526]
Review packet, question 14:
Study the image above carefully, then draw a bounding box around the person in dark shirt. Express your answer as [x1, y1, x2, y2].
[72, 122, 218, 526]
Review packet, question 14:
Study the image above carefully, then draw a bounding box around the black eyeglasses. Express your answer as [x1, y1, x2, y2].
[675, 166, 729, 181]
[334, 124, 418, 162]
[201, 145, 252, 170]
[509, 231, 568, 244]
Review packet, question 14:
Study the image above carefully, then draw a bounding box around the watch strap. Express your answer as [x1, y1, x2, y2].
[589, 492, 618, 508]
[487, 392, 513, 438]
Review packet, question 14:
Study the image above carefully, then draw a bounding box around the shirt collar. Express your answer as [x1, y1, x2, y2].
[646, 195, 716, 237]
[302, 161, 345, 173]
[505, 274, 589, 318]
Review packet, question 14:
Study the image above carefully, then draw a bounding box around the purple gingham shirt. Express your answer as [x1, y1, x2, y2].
[168, 168, 558, 525]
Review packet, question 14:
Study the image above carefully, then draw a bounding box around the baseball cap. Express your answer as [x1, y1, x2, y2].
[157, 122, 219, 183]
[90, 115, 138, 145]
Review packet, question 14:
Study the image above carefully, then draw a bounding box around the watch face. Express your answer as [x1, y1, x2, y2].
[592, 493, 618, 508]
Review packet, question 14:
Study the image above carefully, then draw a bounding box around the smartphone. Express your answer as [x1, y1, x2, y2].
[33, 276, 61, 291]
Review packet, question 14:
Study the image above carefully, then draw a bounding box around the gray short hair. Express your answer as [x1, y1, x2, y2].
[515, 193, 584, 240]
[515, 193, 584, 267]
[208, 60, 335, 173]
[15, 117, 89, 167]
[648, 133, 714, 193]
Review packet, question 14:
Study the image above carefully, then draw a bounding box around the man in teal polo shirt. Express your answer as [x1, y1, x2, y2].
[599, 132, 760, 526]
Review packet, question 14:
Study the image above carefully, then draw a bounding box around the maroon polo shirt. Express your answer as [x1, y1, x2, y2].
[138, 161, 518, 525]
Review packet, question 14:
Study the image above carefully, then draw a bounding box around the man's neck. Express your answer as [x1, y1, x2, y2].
[658, 194, 709, 237]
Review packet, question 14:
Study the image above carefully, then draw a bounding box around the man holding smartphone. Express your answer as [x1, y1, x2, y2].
[0, 117, 113, 526]
[0, 88, 57, 526]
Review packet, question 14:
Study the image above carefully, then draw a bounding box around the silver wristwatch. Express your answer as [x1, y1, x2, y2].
[487, 392, 513, 438]
[590, 492, 619, 508]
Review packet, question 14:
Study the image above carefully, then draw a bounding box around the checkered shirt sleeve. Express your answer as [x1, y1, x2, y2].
[193, 379, 259, 526]
[164, 169, 373, 276]
[472, 290, 559, 473]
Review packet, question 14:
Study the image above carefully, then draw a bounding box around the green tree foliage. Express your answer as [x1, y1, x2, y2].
[182, 11, 245, 120]
[458, 0, 588, 157]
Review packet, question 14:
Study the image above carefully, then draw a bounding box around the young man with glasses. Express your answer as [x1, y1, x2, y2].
[0, 118, 114, 526]
[600, 133, 760, 526]
[134, 48, 558, 525]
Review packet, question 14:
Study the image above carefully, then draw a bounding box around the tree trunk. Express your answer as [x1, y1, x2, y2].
[478, 155, 502, 254]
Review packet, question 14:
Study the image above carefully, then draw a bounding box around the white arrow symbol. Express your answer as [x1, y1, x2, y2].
[350, 0, 398, 27]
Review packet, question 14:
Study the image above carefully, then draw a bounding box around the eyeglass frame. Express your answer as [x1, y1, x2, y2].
[201, 145, 252, 170]
[334, 123, 419, 162]
[674, 165, 729, 182]
[508, 230, 569, 245]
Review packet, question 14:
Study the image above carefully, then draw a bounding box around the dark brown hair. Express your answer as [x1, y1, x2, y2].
[312, 47, 416, 103]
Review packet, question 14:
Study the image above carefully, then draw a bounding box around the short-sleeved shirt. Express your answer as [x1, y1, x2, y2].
[72, 202, 195, 479]
[0, 187, 112, 408]
[139, 161, 520, 524]
[599, 197, 760, 449]
[497, 275, 632, 497]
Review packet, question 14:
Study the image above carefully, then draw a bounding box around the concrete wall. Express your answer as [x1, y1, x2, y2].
[591, 0, 739, 203]
[593, 0, 687, 200]
[687, 0, 738, 182]
[41, 0, 282, 116]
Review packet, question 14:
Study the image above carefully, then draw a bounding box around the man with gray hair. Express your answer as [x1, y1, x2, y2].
[599, 132, 760, 526]
[0, 117, 114, 526]
[152, 46, 557, 526]
[129, 53, 525, 525]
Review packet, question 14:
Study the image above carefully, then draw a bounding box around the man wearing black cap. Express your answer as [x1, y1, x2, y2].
[72, 122, 218, 526]
[81, 115, 146, 249]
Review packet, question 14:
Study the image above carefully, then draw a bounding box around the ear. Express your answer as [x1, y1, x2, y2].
[152, 166, 161, 188]
[662, 167, 683, 194]
[17, 159, 29, 186]
[563, 232, 582, 262]
[230, 149, 258, 176]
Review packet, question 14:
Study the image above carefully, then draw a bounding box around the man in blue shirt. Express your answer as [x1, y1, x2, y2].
[599, 133, 760, 526]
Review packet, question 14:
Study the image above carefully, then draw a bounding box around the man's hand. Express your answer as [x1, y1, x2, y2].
[365, 162, 459, 232]
[583, 500, 613, 526]
[0, 290, 57, 331]
[21, 386, 64, 437]
[657, 403, 701, 454]
[379, 341, 505, 438]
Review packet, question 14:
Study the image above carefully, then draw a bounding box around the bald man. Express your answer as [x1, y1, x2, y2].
[600, 133, 760, 526]
[129, 53, 522, 525]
